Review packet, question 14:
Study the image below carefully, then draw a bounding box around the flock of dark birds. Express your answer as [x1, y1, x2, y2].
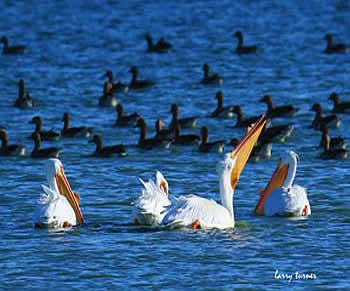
[1, 32, 349, 161]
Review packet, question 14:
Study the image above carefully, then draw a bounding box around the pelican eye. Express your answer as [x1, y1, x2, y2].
[53, 216, 57, 219]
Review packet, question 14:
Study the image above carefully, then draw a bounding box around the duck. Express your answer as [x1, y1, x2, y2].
[259, 124, 294, 144]
[0, 130, 26, 156]
[104, 70, 128, 94]
[233, 31, 258, 54]
[255, 151, 311, 217]
[61, 112, 93, 138]
[29, 116, 60, 141]
[31, 133, 60, 158]
[324, 34, 346, 54]
[232, 105, 260, 128]
[155, 119, 174, 140]
[319, 125, 346, 151]
[259, 95, 299, 118]
[201, 63, 223, 85]
[168, 104, 197, 131]
[199, 127, 225, 153]
[15, 79, 34, 109]
[211, 91, 234, 118]
[173, 122, 200, 146]
[310, 103, 341, 130]
[328, 92, 350, 113]
[320, 130, 348, 160]
[99, 82, 119, 108]
[115, 104, 140, 126]
[136, 118, 168, 150]
[129, 66, 155, 89]
[144, 34, 172, 53]
[1, 36, 26, 54]
[88, 135, 126, 157]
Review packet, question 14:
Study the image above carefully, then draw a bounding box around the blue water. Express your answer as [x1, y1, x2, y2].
[1, 0, 350, 289]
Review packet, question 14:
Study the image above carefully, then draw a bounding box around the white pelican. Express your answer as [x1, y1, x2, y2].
[133, 171, 170, 225]
[255, 151, 311, 217]
[134, 115, 266, 229]
[33, 158, 84, 228]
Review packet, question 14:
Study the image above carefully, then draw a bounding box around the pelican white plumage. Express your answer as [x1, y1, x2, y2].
[133, 115, 266, 229]
[33, 158, 84, 228]
[255, 151, 311, 217]
[133, 171, 170, 225]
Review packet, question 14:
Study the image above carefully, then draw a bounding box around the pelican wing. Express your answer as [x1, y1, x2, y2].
[162, 195, 233, 229]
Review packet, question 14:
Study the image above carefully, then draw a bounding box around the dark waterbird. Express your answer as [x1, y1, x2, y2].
[201, 63, 223, 85]
[310, 103, 340, 130]
[168, 104, 197, 131]
[104, 70, 128, 94]
[233, 31, 258, 54]
[29, 116, 60, 141]
[320, 129, 348, 160]
[31, 133, 60, 158]
[324, 34, 347, 54]
[155, 119, 174, 140]
[99, 82, 119, 108]
[1, 36, 26, 54]
[259, 95, 299, 118]
[328, 93, 350, 113]
[15, 79, 34, 109]
[0, 130, 26, 156]
[173, 122, 200, 146]
[61, 112, 93, 138]
[211, 91, 234, 118]
[89, 135, 126, 157]
[129, 66, 155, 89]
[199, 127, 224, 153]
[144, 34, 172, 53]
[115, 104, 140, 127]
[232, 105, 260, 128]
[259, 124, 294, 144]
[136, 118, 168, 150]
[319, 125, 346, 151]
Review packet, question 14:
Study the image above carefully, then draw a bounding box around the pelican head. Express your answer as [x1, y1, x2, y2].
[255, 151, 299, 215]
[34, 159, 84, 228]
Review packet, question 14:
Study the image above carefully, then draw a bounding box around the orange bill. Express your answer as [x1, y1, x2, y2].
[230, 115, 266, 190]
[255, 158, 289, 215]
[55, 167, 84, 225]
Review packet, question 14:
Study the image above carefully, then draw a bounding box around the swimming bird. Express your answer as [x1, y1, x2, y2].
[259, 124, 294, 144]
[320, 129, 348, 160]
[15, 79, 34, 108]
[201, 63, 223, 85]
[115, 104, 140, 126]
[324, 34, 346, 54]
[99, 82, 119, 107]
[136, 118, 167, 150]
[155, 119, 174, 140]
[129, 66, 155, 89]
[310, 103, 341, 130]
[173, 122, 200, 146]
[255, 151, 311, 217]
[104, 70, 128, 94]
[29, 116, 60, 141]
[233, 31, 258, 54]
[0, 130, 26, 156]
[31, 133, 60, 158]
[232, 105, 260, 128]
[144, 34, 172, 53]
[89, 135, 126, 157]
[159, 115, 266, 229]
[168, 104, 197, 131]
[61, 112, 93, 138]
[1, 36, 26, 54]
[319, 125, 346, 151]
[259, 95, 299, 118]
[133, 171, 170, 225]
[328, 93, 350, 113]
[33, 158, 84, 228]
[199, 127, 225, 153]
[211, 91, 234, 118]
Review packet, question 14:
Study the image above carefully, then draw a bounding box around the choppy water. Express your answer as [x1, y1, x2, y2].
[1, 1, 350, 290]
